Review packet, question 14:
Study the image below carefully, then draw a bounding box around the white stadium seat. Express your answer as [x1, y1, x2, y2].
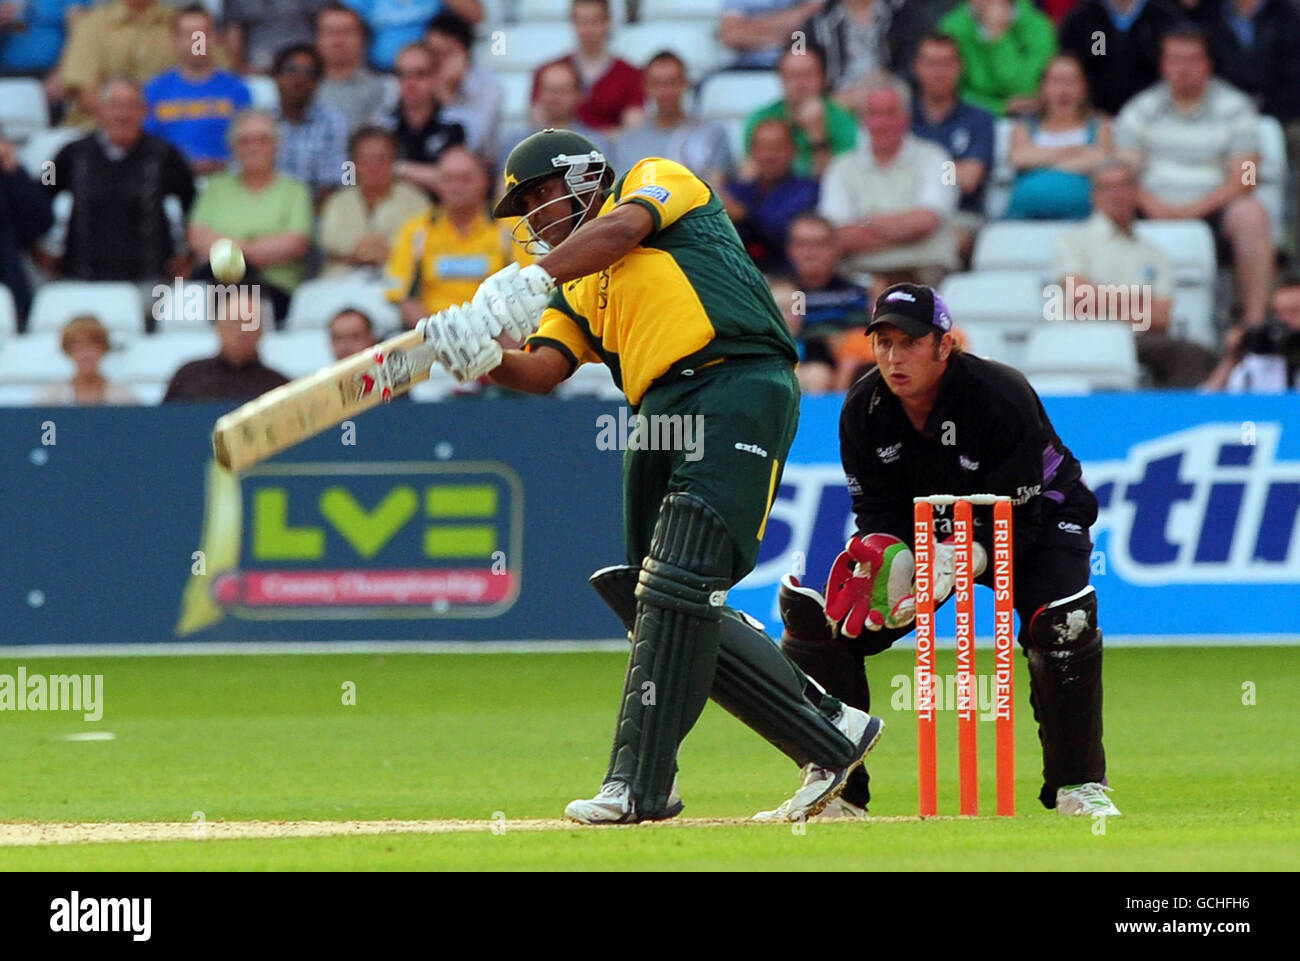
[101, 331, 218, 383]
[1133, 220, 1217, 348]
[1255, 115, 1287, 249]
[641, 0, 725, 21]
[0, 285, 16, 338]
[0, 384, 39, 406]
[243, 75, 279, 112]
[259, 330, 336, 380]
[939, 270, 1046, 368]
[1024, 374, 1094, 396]
[499, 71, 533, 126]
[285, 278, 402, 332]
[27, 282, 146, 337]
[19, 127, 81, 180]
[612, 23, 725, 80]
[0, 333, 71, 384]
[517, 0, 626, 24]
[971, 221, 1069, 277]
[984, 117, 1016, 220]
[1020, 322, 1139, 391]
[129, 381, 169, 405]
[555, 361, 622, 399]
[409, 365, 458, 401]
[474, 22, 574, 72]
[698, 70, 782, 121]
[0, 78, 49, 144]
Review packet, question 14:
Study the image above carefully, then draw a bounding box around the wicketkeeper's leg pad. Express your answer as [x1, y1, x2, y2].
[1026, 585, 1106, 807]
[607, 493, 732, 818]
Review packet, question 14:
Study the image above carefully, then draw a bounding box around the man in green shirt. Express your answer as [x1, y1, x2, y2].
[938, 0, 1057, 116]
[744, 46, 858, 179]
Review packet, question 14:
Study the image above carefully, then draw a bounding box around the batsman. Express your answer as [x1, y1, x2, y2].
[777, 284, 1119, 819]
[421, 128, 883, 823]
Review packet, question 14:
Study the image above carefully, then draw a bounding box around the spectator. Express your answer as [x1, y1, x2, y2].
[1054, 159, 1218, 387]
[784, 212, 873, 392]
[744, 46, 857, 180]
[819, 74, 959, 292]
[426, 10, 501, 160]
[384, 145, 514, 328]
[1059, 0, 1185, 117]
[188, 109, 313, 321]
[371, 42, 465, 197]
[143, 5, 251, 176]
[163, 291, 289, 401]
[1187, 0, 1300, 127]
[890, 0, 963, 69]
[225, 0, 328, 75]
[723, 119, 818, 273]
[1204, 277, 1300, 391]
[34, 315, 139, 405]
[48, 78, 196, 284]
[0, 131, 53, 330]
[911, 32, 994, 262]
[801, 0, 908, 97]
[343, 0, 482, 72]
[0, 0, 87, 77]
[530, 0, 643, 135]
[721, 0, 825, 70]
[271, 43, 349, 199]
[612, 51, 733, 185]
[498, 60, 610, 177]
[1006, 53, 1112, 220]
[937, 0, 1057, 116]
[328, 306, 378, 359]
[319, 125, 428, 276]
[316, 1, 390, 134]
[55, 0, 176, 129]
[1115, 26, 1273, 326]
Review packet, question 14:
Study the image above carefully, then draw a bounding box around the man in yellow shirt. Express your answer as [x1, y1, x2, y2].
[421, 128, 884, 824]
[56, 0, 178, 130]
[384, 147, 517, 329]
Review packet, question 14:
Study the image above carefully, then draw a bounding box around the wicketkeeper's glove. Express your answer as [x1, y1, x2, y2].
[824, 533, 917, 637]
[932, 537, 988, 606]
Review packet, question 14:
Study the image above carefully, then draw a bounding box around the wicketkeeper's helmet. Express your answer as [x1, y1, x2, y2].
[494, 128, 613, 254]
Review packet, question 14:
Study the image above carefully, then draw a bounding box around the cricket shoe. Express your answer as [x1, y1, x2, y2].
[1056, 782, 1121, 817]
[752, 707, 884, 822]
[563, 778, 684, 824]
[812, 796, 869, 820]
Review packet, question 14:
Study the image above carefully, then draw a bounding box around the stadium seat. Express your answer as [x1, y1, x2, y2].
[0, 285, 16, 339]
[984, 117, 1016, 220]
[0, 78, 49, 144]
[473, 22, 574, 72]
[499, 72, 533, 127]
[409, 365, 457, 401]
[698, 70, 783, 121]
[244, 75, 279, 112]
[939, 270, 1045, 367]
[128, 381, 168, 405]
[971, 221, 1069, 278]
[1020, 322, 1139, 390]
[259, 330, 336, 379]
[611, 23, 726, 80]
[285, 278, 402, 332]
[641, 0, 725, 21]
[0, 384, 39, 406]
[27, 282, 146, 337]
[19, 127, 81, 180]
[101, 331, 218, 383]
[0, 333, 71, 384]
[555, 360, 622, 399]
[1133, 220, 1217, 348]
[1024, 373, 1094, 396]
[151, 280, 221, 332]
[1256, 115, 1287, 248]
[517, 0, 626, 25]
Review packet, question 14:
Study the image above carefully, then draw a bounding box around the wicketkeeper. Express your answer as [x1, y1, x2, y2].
[421, 128, 883, 823]
[776, 283, 1119, 818]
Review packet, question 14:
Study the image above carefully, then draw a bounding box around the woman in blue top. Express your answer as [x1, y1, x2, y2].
[1006, 53, 1112, 221]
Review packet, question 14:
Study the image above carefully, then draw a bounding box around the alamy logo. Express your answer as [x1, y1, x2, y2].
[595, 408, 703, 462]
[50, 892, 151, 941]
[877, 442, 902, 463]
[0, 668, 102, 721]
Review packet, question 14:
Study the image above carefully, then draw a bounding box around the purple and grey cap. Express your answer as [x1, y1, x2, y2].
[866, 283, 954, 339]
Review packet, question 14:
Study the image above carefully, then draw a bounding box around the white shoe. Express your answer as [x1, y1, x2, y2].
[564, 778, 684, 824]
[753, 707, 884, 822]
[813, 797, 869, 820]
[1056, 782, 1121, 817]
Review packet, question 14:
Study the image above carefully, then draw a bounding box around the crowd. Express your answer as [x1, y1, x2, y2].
[1, 0, 1298, 404]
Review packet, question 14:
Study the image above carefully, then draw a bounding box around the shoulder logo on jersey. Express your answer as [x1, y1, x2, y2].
[959, 454, 980, 471]
[1058, 521, 1083, 535]
[734, 442, 768, 458]
[630, 185, 670, 204]
[876, 442, 902, 464]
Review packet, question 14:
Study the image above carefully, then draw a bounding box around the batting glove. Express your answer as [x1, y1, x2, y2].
[473, 263, 556, 342]
[421, 303, 503, 382]
[824, 533, 917, 637]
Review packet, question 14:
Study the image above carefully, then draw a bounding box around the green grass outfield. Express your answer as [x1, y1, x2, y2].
[0, 646, 1296, 870]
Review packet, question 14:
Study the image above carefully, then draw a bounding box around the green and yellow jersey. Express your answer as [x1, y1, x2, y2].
[525, 158, 797, 405]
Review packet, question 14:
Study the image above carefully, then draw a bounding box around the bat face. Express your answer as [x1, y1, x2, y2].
[213, 330, 435, 472]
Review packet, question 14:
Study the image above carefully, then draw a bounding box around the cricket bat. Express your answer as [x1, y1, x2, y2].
[211, 325, 438, 472]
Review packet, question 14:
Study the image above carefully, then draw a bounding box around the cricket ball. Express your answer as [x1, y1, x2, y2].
[210, 238, 246, 284]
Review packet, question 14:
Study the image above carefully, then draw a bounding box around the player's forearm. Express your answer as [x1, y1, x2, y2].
[537, 206, 652, 284]
[487, 347, 568, 394]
